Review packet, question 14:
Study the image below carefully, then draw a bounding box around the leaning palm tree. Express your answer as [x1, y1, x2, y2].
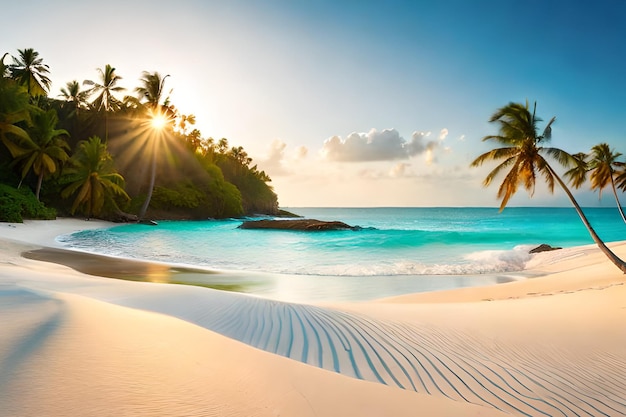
[83, 64, 125, 140]
[61, 136, 129, 218]
[587, 143, 626, 223]
[12, 109, 70, 200]
[8, 48, 51, 97]
[471, 101, 626, 273]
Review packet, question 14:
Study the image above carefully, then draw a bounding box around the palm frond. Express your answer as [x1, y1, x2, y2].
[470, 147, 518, 167]
[540, 116, 556, 141]
[535, 156, 556, 194]
[61, 180, 83, 199]
[518, 158, 537, 195]
[542, 147, 574, 168]
[496, 160, 522, 211]
[615, 169, 626, 192]
[483, 156, 517, 187]
[563, 152, 588, 189]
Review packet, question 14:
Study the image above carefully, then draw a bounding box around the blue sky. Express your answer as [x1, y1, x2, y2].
[2, 0, 626, 207]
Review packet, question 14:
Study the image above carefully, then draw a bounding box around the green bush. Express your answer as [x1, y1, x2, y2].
[152, 182, 204, 210]
[220, 182, 243, 217]
[0, 184, 56, 222]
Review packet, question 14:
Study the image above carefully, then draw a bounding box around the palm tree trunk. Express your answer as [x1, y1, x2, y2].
[138, 148, 157, 221]
[610, 176, 626, 223]
[35, 172, 43, 201]
[547, 165, 626, 273]
[104, 112, 109, 143]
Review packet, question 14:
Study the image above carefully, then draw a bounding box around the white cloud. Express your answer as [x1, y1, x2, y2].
[439, 128, 449, 140]
[321, 128, 441, 162]
[272, 160, 486, 207]
[267, 139, 287, 161]
[258, 139, 309, 176]
[405, 131, 433, 155]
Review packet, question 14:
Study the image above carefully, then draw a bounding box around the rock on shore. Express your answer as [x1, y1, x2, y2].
[239, 218, 359, 231]
[529, 243, 562, 254]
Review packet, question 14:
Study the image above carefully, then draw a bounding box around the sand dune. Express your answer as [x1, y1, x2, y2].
[3, 289, 514, 417]
[1, 219, 625, 416]
[75, 282, 626, 416]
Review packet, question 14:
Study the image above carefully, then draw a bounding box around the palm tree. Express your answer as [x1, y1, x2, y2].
[58, 80, 90, 138]
[217, 138, 229, 154]
[135, 71, 170, 109]
[59, 80, 90, 118]
[135, 71, 173, 221]
[61, 136, 129, 218]
[8, 48, 51, 97]
[83, 64, 125, 140]
[0, 54, 32, 152]
[12, 109, 70, 199]
[183, 128, 202, 153]
[471, 101, 626, 273]
[587, 143, 626, 223]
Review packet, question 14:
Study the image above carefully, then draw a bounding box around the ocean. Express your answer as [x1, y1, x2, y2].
[57, 207, 626, 302]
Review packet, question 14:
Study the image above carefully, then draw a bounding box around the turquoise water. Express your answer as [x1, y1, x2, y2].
[57, 207, 626, 301]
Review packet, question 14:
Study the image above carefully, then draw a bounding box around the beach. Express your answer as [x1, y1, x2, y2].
[1, 219, 625, 416]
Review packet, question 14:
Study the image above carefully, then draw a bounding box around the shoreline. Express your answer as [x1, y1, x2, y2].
[5, 217, 626, 306]
[21, 243, 526, 303]
[1, 218, 625, 416]
[1, 218, 548, 303]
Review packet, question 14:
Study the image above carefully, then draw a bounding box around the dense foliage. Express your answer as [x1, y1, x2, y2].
[0, 48, 278, 222]
[0, 184, 56, 222]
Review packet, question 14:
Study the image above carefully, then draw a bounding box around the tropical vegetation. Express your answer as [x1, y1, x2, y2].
[471, 101, 626, 273]
[61, 136, 129, 218]
[0, 48, 278, 222]
[586, 143, 626, 223]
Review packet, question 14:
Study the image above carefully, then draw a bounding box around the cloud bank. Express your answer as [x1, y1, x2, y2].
[321, 128, 441, 162]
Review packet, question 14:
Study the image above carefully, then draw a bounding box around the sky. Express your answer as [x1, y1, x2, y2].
[2, 0, 626, 207]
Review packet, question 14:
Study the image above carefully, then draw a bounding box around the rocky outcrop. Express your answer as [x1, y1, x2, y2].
[529, 243, 562, 254]
[239, 218, 359, 231]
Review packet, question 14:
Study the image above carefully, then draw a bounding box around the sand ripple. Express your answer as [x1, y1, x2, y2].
[108, 289, 626, 417]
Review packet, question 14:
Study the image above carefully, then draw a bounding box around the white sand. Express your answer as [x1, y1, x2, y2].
[1, 219, 625, 416]
[1, 218, 112, 248]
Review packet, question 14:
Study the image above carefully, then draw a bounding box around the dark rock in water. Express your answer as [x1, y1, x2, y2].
[529, 243, 562, 254]
[239, 218, 359, 231]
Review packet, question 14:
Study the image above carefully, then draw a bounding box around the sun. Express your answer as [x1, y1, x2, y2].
[151, 114, 168, 130]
